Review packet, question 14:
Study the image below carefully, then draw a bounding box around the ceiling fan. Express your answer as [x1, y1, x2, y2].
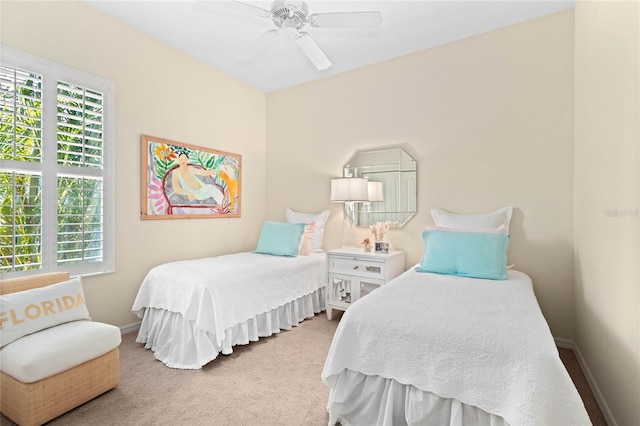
[200, 0, 383, 71]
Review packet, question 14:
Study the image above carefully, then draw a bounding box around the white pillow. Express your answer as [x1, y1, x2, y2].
[285, 208, 330, 252]
[431, 206, 513, 232]
[0, 276, 91, 348]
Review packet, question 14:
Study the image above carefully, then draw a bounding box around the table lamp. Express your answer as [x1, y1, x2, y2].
[330, 177, 369, 246]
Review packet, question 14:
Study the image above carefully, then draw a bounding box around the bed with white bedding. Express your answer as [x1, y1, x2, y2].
[321, 268, 591, 426]
[132, 251, 326, 369]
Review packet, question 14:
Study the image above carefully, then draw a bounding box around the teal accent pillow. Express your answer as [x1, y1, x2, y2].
[254, 221, 306, 257]
[415, 229, 509, 280]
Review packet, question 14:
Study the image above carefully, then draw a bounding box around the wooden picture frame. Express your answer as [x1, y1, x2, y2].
[141, 135, 241, 219]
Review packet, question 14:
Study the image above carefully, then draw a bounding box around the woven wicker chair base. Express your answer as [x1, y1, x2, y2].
[1, 349, 120, 426]
[0, 272, 120, 426]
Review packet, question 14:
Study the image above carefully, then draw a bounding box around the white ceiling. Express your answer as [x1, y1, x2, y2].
[84, 0, 575, 92]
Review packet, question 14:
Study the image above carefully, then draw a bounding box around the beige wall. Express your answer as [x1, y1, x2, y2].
[574, 1, 640, 425]
[1, 1, 267, 327]
[4, 2, 639, 423]
[266, 10, 576, 338]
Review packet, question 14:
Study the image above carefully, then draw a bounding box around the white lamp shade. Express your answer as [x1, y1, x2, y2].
[367, 181, 384, 202]
[330, 178, 369, 202]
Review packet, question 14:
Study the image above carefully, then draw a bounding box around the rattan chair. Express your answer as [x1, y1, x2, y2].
[0, 272, 120, 426]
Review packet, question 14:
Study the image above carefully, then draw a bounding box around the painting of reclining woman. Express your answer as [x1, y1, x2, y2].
[141, 135, 241, 219]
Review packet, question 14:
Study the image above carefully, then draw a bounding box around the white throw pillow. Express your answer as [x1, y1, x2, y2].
[0, 276, 91, 348]
[285, 208, 330, 252]
[431, 206, 513, 232]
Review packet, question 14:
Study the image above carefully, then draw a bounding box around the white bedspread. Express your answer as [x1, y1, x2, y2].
[132, 252, 326, 347]
[322, 269, 591, 426]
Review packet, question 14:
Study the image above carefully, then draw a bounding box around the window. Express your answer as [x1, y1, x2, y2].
[0, 47, 115, 278]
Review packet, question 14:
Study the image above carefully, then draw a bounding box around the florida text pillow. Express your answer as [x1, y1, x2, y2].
[0, 276, 91, 348]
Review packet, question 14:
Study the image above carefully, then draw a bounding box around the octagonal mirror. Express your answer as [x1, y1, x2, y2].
[344, 147, 417, 228]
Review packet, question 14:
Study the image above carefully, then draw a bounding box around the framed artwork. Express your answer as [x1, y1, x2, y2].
[141, 135, 241, 219]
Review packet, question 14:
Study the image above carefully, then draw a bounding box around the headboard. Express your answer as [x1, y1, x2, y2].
[0, 272, 70, 295]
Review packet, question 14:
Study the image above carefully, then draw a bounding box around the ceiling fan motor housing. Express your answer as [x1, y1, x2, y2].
[271, 1, 309, 29]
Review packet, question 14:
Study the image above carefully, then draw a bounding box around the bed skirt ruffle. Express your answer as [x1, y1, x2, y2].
[326, 369, 508, 426]
[136, 287, 326, 369]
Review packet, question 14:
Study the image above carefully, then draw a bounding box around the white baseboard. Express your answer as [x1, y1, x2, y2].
[555, 337, 574, 349]
[554, 337, 618, 426]
[120, 321, 141, 336]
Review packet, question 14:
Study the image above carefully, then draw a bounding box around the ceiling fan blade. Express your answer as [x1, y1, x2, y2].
[198, 0, 273, 20]
[308, 11, 382, 29]
[296, 32, 331, 71]
[236, 29, 279, 62]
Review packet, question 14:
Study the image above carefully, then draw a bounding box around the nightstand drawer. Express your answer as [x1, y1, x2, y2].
[328, 257, 385, 278]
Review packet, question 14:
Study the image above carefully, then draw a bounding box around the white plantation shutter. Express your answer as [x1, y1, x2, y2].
[0, 66, 43, 163]
[57, 81, 104, 169]
[55, 81, 106, 269]
[0, 47, 114, 278]
[0, 63, 44, 273]
[0, 171, 42, 271]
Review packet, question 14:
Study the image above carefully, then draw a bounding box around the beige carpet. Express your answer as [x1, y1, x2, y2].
[1, 313, 605, 426]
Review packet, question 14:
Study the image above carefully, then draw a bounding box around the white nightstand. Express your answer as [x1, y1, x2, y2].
[326, 247, 405, 320]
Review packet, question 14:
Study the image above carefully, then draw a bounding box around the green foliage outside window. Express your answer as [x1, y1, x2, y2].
[0, 70, 104, 273]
